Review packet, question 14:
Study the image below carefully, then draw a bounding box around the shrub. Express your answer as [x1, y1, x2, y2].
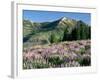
[79, 48, 86, 55]
[48, 55, 64, 67]
[78, 56, 91, 66]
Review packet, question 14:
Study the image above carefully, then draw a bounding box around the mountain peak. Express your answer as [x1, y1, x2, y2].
[60, 17, 67, 21]
[59, 17, 73, 22]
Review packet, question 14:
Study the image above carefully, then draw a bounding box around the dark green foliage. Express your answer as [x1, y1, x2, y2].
[79, 48, 86, 55]
[77, 20, 91, 40]
[62, 27, 69, 41]
[71, 27, 77, 40]
[62, 20, 91, 41]
[49, 33, 55, 43]
[87, 26, 91, 39]
[49, 30, 64, 43]
[78, 56, 91, 66]
[71, 21, 91, 40]
[75, 55, 91, 66]
[48, 55, 64, 67]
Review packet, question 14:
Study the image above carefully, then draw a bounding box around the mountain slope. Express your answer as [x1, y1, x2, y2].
[23, 17, 91, 48]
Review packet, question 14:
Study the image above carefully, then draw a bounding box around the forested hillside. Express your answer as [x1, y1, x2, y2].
[23, 17, 91, 48]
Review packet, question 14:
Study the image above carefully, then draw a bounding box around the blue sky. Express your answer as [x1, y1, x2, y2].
[23, 10, 91, 25]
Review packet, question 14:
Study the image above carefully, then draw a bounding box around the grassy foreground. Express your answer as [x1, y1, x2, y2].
[23, 40, 91, 69]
